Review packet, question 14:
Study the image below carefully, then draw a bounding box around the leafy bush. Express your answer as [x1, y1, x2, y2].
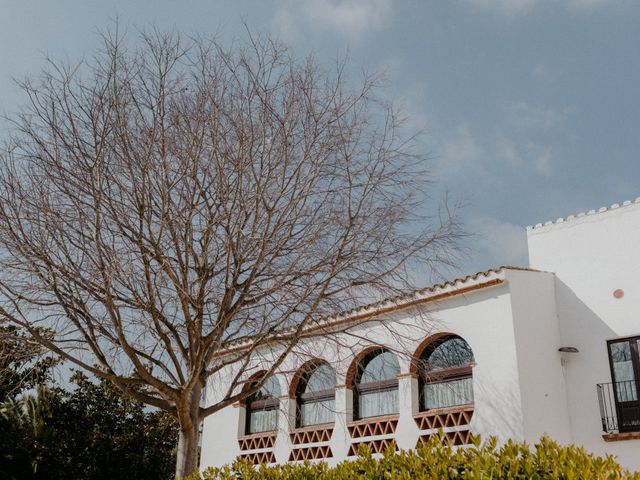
[188, 434, 639, 480]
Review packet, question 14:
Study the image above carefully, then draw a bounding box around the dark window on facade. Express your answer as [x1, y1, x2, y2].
[245, 375, 281, 434]
[418, 335, 474, 411]
[296, 363, 336, 427]
[607, 336, 640, 432]
[353, 350, 400, 419]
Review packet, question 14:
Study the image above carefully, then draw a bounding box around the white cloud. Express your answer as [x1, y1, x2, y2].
[533, 150, 553, 176]
[435, 101, 570, 179]
[437, 125, 484, 176]
[567, 0, 615, 9]
[532, 63, 562, 84]
[394, 80, 430, 134]
[506, 101, 571, 131]
[496, 137, 554, 176]
[461, 0, 617, 15]
[273, 0, 393, 41]
[463, 0, 538, 16]
[495, 101, 573, 176]
[470, 217, 529, 267]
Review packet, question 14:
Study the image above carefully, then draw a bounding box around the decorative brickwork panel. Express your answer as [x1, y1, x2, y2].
[347, 416, 399, 438]
[413, 406, 474, 431]
[238, 432, 277, 451]
[290, 425, 334, 445]
[240, 451, 276, 464]
[416, 429, 472, 448]
[348, 438, 398, 456]
[288, 445, 333, 461]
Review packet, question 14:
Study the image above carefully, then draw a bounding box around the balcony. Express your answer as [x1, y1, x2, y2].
[597, 381, 640, 439]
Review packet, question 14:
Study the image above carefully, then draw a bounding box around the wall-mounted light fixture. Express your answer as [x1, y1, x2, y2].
[558, 347, 579, 353]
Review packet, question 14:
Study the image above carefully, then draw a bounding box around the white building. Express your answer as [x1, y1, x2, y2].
[200, 199, 640, 471]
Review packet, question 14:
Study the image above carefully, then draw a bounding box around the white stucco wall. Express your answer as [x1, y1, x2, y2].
[200, 202, 640, 472]
[527, 201, 640, 469]
[200, 273, 547, 470]
[506, 269, 572, 443]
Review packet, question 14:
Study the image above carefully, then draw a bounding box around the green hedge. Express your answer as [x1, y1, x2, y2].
[188, 434, 640, 479]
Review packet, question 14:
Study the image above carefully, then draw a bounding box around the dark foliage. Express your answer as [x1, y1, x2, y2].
[0, 325, 57, 403]
[0, 372, 178, 480]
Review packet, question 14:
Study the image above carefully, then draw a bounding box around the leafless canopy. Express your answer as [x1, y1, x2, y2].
[0, 29, 461, 475]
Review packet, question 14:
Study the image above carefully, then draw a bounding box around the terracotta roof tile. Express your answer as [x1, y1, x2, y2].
[221, 266, 543, 351]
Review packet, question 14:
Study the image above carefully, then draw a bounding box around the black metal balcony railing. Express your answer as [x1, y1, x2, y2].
[597, 381, 640, 433]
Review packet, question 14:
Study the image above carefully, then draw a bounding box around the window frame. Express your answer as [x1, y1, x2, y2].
[418, 335, 474, 412]
[244, 378, 281, 435]
[295, 363, 336, 428]
[353, 349, 400, 420]
[607, 336, 640, 398]
[607, 336, 640, 387]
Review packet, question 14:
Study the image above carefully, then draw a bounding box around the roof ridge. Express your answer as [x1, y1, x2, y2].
[526, 197, 640, 231]
[500, 265, 543, 273]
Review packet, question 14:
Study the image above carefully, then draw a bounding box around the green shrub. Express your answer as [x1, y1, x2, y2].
[187, 434, 640, 480]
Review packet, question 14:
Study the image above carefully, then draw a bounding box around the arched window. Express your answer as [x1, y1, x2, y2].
[245, 375, 281, 434]
[354, 349, 400, 419]
[295, 363, 336, 427]
[418, 335, 474, 411]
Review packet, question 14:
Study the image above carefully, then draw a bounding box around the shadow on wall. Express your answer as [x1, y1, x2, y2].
[473, 374, 525, 443]
[472, 277, 619, 446]
[553, 278, 619, 445]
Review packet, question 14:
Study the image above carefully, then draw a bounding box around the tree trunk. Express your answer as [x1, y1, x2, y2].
[175, 422, 200, 479]
[175, 384, 203, 479]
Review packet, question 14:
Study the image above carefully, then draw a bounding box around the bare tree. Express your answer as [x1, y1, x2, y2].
[0, 29, 462, 477]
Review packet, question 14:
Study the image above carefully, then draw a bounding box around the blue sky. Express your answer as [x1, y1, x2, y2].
[1, 0, 639, 277]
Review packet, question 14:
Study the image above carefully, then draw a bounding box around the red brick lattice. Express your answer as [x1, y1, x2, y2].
[416, 429, 472, 448]
[240, 451, 276, 464]
[290, 425, 334, 444]
[237, 432, 277, 451]
[348, 438, 398, 456]
[347, 415, 399, 438]
[413, 405, 474, 431]
[288, 445, 333, 461]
